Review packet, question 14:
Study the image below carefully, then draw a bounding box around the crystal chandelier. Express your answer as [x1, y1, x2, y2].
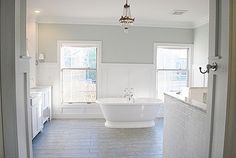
[119, 0, 135, 33]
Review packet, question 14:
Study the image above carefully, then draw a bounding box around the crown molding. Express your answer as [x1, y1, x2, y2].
[193, 16, 209, 28]
[35, 16, 195, 29]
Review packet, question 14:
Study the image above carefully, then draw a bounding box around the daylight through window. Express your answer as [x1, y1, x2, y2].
[60, 43, 97, 103]
[156, 46, 190, 100]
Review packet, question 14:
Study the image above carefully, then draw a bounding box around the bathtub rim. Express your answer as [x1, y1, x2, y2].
[96, 97, 163, 105]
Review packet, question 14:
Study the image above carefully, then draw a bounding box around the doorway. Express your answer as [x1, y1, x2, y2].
[1, 0, 234, 158]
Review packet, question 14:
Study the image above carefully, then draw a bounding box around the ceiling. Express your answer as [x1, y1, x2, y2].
[27, 0, 209, 28]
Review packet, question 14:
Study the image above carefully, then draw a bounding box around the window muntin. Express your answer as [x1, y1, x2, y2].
[156, 46, 190, 100]
[60, 44, 97, 103]
[61, 46, 97, 69]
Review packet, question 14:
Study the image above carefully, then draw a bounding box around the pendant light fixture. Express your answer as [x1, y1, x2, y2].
[119, 0, 135, 33]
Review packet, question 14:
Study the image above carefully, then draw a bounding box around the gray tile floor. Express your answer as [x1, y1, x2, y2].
[33, 119, 163, 158]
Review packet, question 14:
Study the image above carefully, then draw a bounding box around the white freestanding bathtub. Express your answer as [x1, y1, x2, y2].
[96, 98, 162, 128]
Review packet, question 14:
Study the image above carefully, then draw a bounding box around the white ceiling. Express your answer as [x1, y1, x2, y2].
[27, 0, 209, 28]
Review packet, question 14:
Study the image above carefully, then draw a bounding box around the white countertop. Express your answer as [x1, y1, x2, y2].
[164, 92, 207, 112]
[30, 86, 51, 98]
[31, 85, 51, 91]
[30, 92, 42, 99]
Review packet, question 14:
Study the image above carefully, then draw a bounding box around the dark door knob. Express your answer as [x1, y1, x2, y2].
[199, 62, 218, 74]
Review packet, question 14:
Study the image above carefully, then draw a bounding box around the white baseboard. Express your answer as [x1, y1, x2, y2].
[52, 113, 104, 119]
[52, 114, 163, 120]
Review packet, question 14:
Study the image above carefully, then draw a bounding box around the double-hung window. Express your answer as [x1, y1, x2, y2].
[59, 41, 100, 104]
[156, 44, 191, 100]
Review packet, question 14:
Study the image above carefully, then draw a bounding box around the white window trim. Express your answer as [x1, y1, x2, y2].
[153, 43, 193, 98]
[57, 40, 102, 106]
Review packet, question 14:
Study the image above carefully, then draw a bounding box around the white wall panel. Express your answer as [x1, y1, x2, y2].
[27, 18, 38, 88]
[37, 63, 161, 118]
[192, 24, 209, 87]
[100, 64, 156, 98]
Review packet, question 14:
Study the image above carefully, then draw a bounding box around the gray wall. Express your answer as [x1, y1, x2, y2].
[38, 24, 193, 63]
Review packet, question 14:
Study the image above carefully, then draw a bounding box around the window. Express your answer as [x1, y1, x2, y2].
[155, 44, 191, 100]
[59, 41, 100, 104]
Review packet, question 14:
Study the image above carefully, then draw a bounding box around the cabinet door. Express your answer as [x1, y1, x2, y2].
[37, 103, 43, 132]
[42, 89, 50, 122]
[31, 106, 38, 138]
[41, 92, 46, 110]
[44, 91, 49, 108]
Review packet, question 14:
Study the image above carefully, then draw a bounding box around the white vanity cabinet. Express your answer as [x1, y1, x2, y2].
[42, 86, 52, 122]
[30, 86, 52, 139]
[164, 94, 208, 158]
[30, 93, 43, 139]
[31, 86, 52, 123]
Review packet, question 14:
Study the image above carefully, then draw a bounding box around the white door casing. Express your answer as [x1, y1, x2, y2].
[207, 0, 231, 157]
[16, 0, 33, 157]
[1, 0, 33, 157]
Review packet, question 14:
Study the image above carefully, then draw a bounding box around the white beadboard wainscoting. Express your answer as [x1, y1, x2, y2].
[164, 94, 208, 158]
[37, 62, 163, 119]
[100, 63, 156, 98]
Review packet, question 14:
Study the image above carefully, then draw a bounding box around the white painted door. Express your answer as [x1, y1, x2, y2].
[206, 0, 231, 157]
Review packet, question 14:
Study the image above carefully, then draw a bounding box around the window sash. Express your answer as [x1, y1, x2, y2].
[156, 47, 189, 70]
[60, 46, 97, 69]
[61, 68, 97, 104]
[156, 70, 189, 100]
[156, 69, 190, 86]
[156, 50, 190, 99]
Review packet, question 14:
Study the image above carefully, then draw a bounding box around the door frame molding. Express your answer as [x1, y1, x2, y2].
[207, 0, 233, 157]
[1, 0, 235, 158]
